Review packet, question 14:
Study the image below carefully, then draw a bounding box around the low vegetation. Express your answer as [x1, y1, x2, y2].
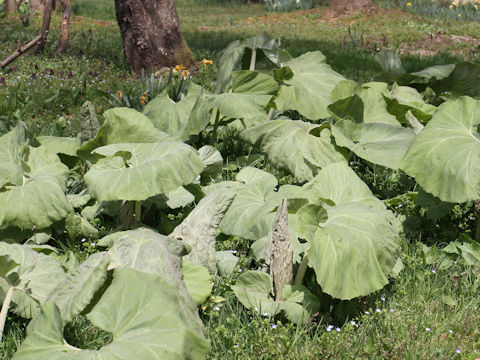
[0, 1, 479, 359]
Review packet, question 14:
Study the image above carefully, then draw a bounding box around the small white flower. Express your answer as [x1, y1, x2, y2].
[426, 328, 431, 332]
[263, 313, 269, 317]
[81, 238, 86, 243]
[456, 349, 461, 353]
[335, 327, 341, 332]
[448, 330, 454, 334]
[231, 250, 238, 254]
[90, 243, 96, 247]
[271, 324, 278, 329]
[350, 320, 356, 325]
[364, 311, 370, 315]
[238, 269, 243, 272]
[375, 308, 381, 313]
[214, 306, 220, 311]
[432, 269, 436, 274]
[254, 307, 259, 311]
[326, 325, 334, 332]
[389, 309, 394, 312]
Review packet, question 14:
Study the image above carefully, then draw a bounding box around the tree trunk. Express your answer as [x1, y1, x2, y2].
[56, 0, 70, 55]
[36, 0, 53, 52]
[114, 0, 194, 74]
[5, 0, 16, 12]
[330, 0, 373, 10]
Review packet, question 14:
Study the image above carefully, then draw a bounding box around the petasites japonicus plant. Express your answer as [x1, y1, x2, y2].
[12, 228, 210, 359]
[295, 163, 403, 300]
[0, 124, 72, 230]
[401, 96, 480, 203]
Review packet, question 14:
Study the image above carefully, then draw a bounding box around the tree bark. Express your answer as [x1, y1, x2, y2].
[56, 0, 70, 55]
[36, 0, 53, 52]
[330, 0, 373, 10]
[5, 0, 16, 12]
[114, 0, 194, 74]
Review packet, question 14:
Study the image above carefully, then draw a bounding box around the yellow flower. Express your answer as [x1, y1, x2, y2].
[116, 90, 123, 99]
[174, 64, 184, 72]
[202, 59, 213, 66]
[181, 69, 190, 80]
[458, 13, 461, 16]
[140, 95, 147, 105]
[406, 1, 412, 6]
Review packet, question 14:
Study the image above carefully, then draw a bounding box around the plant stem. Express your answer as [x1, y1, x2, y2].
[249, 48, 256, 71]
[266, 108, 274, 121]
[0, 286, 15, 342]
[294, 255, 309, 286]
[212, 109, 220, 146]
[135, 201, 141, 223]
[474, 200, 480, 242]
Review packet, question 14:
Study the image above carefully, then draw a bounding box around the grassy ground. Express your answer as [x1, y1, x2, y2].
[1, 1, 480, 359]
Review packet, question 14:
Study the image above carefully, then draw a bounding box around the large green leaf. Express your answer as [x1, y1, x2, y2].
[401, 96, 480, 202]
[331, 118, 415, 170]
[46, 252, 109, 323]
[218, 167, 279, 240]
[105, 228, 205, 335]
[182, 261, 212, 305]
[36, 136, 82, 157]
[78, 107, 176, 160]
[275, 51, 345, 120]
[170, 188, 236, 274]
[205, 71, 278, 124]
[143, 83, 204, 141]
[215, 35, 277, 93]
[12, 269, 210, 360]
[0, 146, 72, 229]
[0, 243, 65, 318]
[84, 142, 205, 201]
[299, 163, 402, 300]
[232, 270, 320, 324]
[0, 123, 26, 188]
[242, 119, 346, 182]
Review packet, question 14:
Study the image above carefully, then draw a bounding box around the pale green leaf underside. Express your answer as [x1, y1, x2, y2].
[0, 243, 65, 318]
[12, 268, 210, 360]
[401, 96, 480, 202]
[275, 51, 345, 120]
[332, 119, 416, 169]
[36, 136, 82, 157]
[242, 119, 346, 182]
[46, 252, 109, 323]
[143, 83, 203, 141]
[85, 142, 205, 201]
[182, 261, 212, 305]
[0, 147, 72, 229]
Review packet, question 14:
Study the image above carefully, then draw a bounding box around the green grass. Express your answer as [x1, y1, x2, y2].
[1, 2, 480, 359]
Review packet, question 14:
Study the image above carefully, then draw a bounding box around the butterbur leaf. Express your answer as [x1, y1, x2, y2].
[199, 145, 223, 182]
[170, 189, 236, 274]
[143, 83, 204, 141]
[242, 119, 346, 183]
[216, 251, 239, 276]
[232, 270, 319, 324]
[84, 142, 205, 201]
[275, 51, 345, 120]
[401, 96, 480, 203]
[36, 136, 81, 157]
[331, 118, 416, 170]
[301, 163, 402, 300]
[0, 123, 27, 188]
[13, 269, 210, 360]
[0, 146, 72, 229]
[0, 243, 65, 318]
[106, 228, 206, 335]
[78, 107, 176, 160]
[46, 252, 109, 323]
[182, 261, 213, 305]
[65, 212, 98, 241]
[215, 35, 277, 93]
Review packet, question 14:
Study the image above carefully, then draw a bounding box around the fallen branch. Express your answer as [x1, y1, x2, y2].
[0, 36, 42, 68]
